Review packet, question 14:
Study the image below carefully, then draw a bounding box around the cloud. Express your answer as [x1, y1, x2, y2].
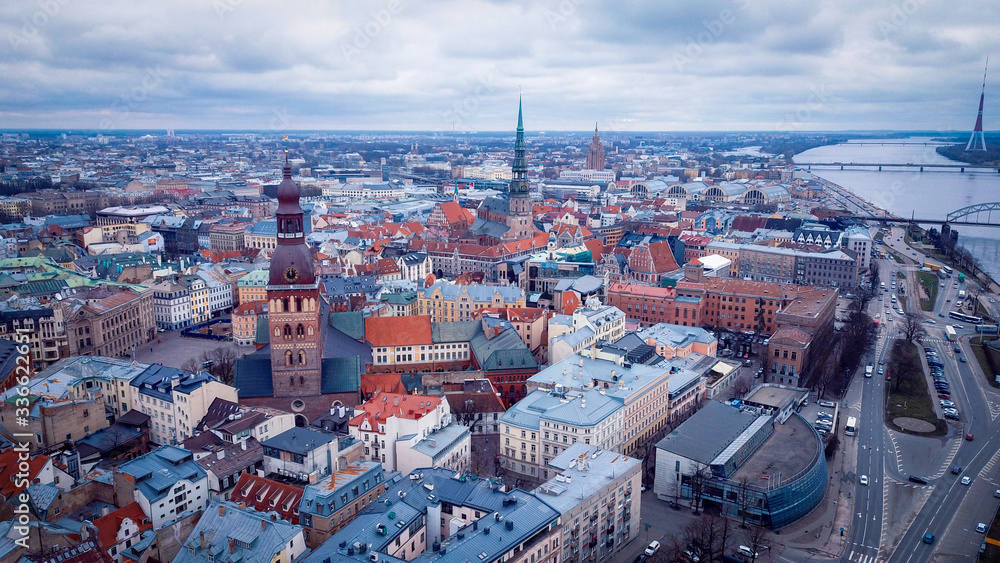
[0, 0, 996, 130]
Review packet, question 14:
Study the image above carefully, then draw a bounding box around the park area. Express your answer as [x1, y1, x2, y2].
[971, 335, 1000, 389]
[917, 271, 938, 311]
[884, 339, 947, 436]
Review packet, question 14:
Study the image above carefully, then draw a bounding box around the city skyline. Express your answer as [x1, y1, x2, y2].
[0, 0, 997, 132]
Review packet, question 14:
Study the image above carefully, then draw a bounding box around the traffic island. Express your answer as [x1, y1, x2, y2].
[884, 339, 947, 437]
[917, 272, 938, 311]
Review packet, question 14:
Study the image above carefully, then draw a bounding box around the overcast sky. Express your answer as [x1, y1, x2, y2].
[1, 0, 997, 132]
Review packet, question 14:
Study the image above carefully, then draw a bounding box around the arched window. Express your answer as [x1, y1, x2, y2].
[298, 350, 306, 365]
[274, 328, 280, 337]
[307, 326, 314, 336]
[283, 324, 292, 337]
[282, 298, 289, 312]
[296, 298, 303, 312]
[289, 376, 294, 386]
[299, 375, 304, 384]
[285, 350, 293, 366]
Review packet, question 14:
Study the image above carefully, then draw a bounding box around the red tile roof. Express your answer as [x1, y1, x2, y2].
[0, 449, 50, 499]
[364, 316, 433, 347]
[361, 373, 406, 397]
[229, 473, 304, 525]
[93, 502, 152, 552]
[350, 392, 441, 429]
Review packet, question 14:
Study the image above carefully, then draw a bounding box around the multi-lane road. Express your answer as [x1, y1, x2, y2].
[840, 227, 1000, 563]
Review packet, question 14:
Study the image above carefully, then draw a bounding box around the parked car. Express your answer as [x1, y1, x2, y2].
[977, 523, 987, 533]
[818, 400, 837, 408]
[645, 541, 660, 556]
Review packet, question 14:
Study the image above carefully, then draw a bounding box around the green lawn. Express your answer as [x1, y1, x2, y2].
[896, 271, 906, 279]
[885, 339, 948, 436]
[971, 338, 1000, 388]
[917, 272, 939, 312]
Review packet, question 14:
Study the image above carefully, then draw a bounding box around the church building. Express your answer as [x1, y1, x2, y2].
[233, 158, 371, 424]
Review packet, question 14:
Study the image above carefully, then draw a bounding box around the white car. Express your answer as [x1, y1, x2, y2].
[978, 523, 988, 533]
[962, 476, 972, 485]
[645, 540, 660, 556]
[860, 475, 869, 485]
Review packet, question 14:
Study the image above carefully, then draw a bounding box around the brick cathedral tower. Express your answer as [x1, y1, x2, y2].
[502, 97, 535, 241]
[267, 156, 323, 398]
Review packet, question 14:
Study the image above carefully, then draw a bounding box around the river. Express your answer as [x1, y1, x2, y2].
[794, 138, 1000, 280]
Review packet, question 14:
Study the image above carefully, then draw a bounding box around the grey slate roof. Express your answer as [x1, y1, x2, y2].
[469, 328, 536, 372]
[301, 466, 559, 563]
[261, 426, 337, 456]
[173, 500, 302, 563]
[431, 320, 482, 343]
[654, 400, 759, 464]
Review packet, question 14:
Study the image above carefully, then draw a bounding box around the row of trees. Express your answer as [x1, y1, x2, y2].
[645, 511, 771, 563]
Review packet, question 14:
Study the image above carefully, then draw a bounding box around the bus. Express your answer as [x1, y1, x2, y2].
[958, 290, 966, 300]
[959, 272, 966, 282]
[945, 325, 957, 341]
[976, 324, 999, 334]
[845, 417, 857, 436]
[949, 311, 983, 324]
[943, 266, 954, 275]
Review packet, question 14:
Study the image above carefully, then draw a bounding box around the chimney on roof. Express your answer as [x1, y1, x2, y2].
[219, 505, 226, 516]
[217, 450, 225, 460]
[228, 539, 235, 554]
[200, 531, 206, 550]
[261, 519, 267, 531]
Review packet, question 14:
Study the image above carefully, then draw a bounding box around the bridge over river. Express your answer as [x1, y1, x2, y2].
[846, 203, 1000, 228]
[796, 161, 1000, 173]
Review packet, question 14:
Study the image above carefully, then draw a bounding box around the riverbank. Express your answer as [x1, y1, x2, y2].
[809, 173, 1000, 292]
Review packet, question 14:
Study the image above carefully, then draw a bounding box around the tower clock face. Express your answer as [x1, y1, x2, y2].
[283, 267, 299, 283]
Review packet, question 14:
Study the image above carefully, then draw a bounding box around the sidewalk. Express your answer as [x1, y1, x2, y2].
[774, 437, 856, 558]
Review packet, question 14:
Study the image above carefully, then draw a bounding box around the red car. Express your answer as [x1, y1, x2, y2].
[938, 393, 950, 400]
[966, 433, 974, 441]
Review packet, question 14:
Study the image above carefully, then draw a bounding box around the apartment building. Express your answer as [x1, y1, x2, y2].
[60, 287, 155, 358]
[535, 443, 642, 563]
[528, 354, 672, 460]
[348, 392, 456, 473]
[131, 364, 238, 446]
[114, 445, 209, 529]
[298, 461, 386, 548]
[418, 280, 525, 322]
[499, 386, 623, 484]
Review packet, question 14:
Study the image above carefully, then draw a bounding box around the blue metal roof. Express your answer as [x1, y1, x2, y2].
[116, 446, 206, 504]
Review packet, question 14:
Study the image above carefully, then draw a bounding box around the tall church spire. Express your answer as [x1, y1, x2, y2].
[510, 96, 528, 195]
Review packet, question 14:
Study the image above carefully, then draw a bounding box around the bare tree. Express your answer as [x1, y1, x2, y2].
[690, 463, 711, 514]
[901, 313, 927, 343]
[203, 346, 238, 385]
[181, 357, 201, 374]
[741, 523, 771, 563]
[736, 475, 755, 528]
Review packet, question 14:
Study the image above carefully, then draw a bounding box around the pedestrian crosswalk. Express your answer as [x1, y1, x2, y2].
[989, 400, 1000, 421]
[847, 549, 881, 563]
[979, 447, 1000, 479]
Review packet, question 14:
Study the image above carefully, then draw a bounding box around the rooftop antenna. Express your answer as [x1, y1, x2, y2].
[966, 57, 989, 152]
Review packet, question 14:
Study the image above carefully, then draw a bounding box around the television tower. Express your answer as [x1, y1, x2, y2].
[966, 58, 988, 152]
